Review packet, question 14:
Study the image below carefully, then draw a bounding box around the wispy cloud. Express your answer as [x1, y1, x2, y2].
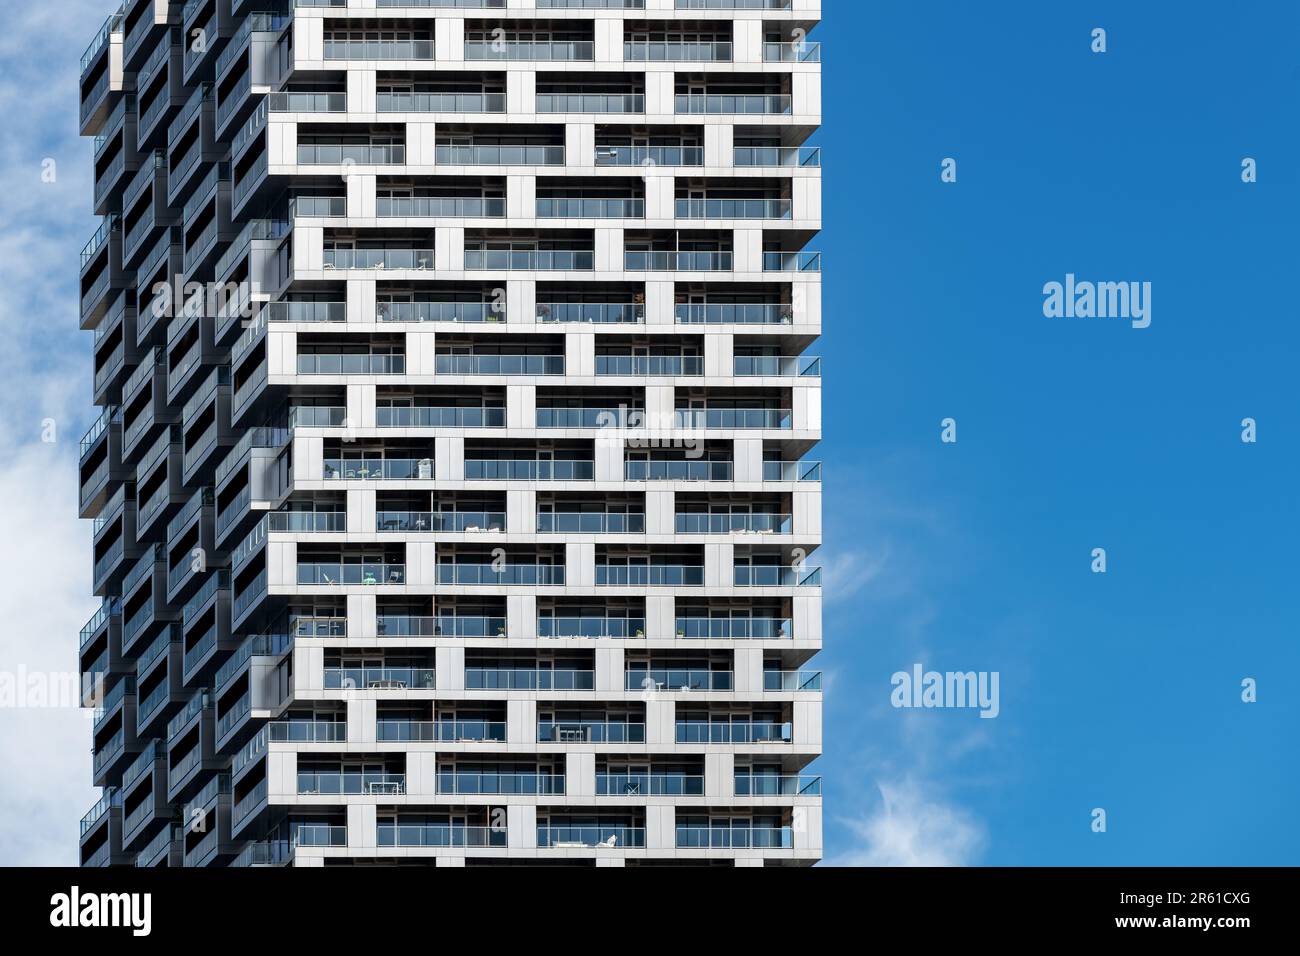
[828, 778, 986, 867]
[0, 0, 109, 865]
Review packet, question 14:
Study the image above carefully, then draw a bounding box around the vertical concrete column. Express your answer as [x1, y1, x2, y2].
[435, 645, 465, 691]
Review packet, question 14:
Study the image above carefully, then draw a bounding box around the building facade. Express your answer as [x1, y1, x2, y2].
[78, 0, 823, 868]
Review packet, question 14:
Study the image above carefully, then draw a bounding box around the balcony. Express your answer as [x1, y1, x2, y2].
[734, 564, 822, 586]
[596, 565, 704, 586]
[298, 563, 407, 586]
[378, 196, 505, 217]
[437, 563, 564, 585]
[297, 772, 406, 796]
[297, 353, 406, 375]
[378, 301, 503, 323]
[536, 301, 644, 324]
[537, 512, 644, 533]
[536, 197, 644, 218]
[538, 721, 645, 743]
[596, 145, 702, 167]
[676, 512, 792, 534]
[676, 720, 792, 744]
[625, 669, 733, 691]
[297, 143, 405, 165]
[537, 615, 646, 639]
[734, 146, 821, 168]
[269, 92, 346, 113]
[378, 615, 507, 638]
[625, 251, 732, 271]
[324, 458, 431, 480]
[764, 41, 821, 63]
[596, 354, 702, 375]
[734, 355, 821, 376]
[435, 354, 564, 375]
[538, 825, 645, 849]
[624, 459, 733, 481]
[269, 720, 348, 743]
[677, 826, 793, 849]
[378, 823, 506, 848]
[624, 40, 731, 62]
[597, 772, 704, 796]
[465, 668, 594, 690]
[676, 94, 792, 115]
[436, 144, 564, 166]
[734, 773, 822, 796]
[675, 616, 792, 639]
[464, 249, 593, 271]
[465, 40, 593, 61]
[377, 511, 506, 532]
[465, 459, 592, 480]
[324, 667, 435, 690]
[378, 91, 505, 113]
[377, 720, 505, 742]
[536, 93, 643, 114]
[377, 406, 505, 428]
[763, 251, 822, 272]
[675, 407, 792, 429]
[436, 771, 564, 795]
[323, 248, 434, 270]
[676, 198, 792, 220]
[676, 302, 790, 326]
[764, 670, 822, 692]
[324, 38, 434, 60]
[763, 459, 822, 482]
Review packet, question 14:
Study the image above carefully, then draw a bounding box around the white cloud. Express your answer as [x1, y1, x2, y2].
[0, 0, 111, 865]
[828, 778, 986, 867]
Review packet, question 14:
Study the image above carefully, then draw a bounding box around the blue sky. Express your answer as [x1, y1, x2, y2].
[0, 0, 1296, 865]
[815, 0, 1300, 864]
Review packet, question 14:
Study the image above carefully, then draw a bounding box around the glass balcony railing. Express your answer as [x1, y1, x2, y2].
[624, 460, 733, 481]
[676, 826, 793, 848]
[377, 511, 506, 532]
[763, 460, 823, 482]
[595, 145, 702, 167]
[596, 565, 705, 586]
[465, 668, 594, 690]
[536, 197, 644, 217]
[296, 353, 405, 375]
[269, 92, 346, 112]
[626, 669, 733, 691]
[535, 407, 642, 428]
[269, 720, 347, 743]
[675, 513, 792, 534]
[625, 251, 732, 271]
[734, 565, 822, 586]
[464, 249, 593, 270]
[380, 405, 507, 428]
[436, 563, 565, 585]
[676, 94, 792, 115]
[297, 563, 407, 585]
[764, 251, 822, 272]
[537, 616, 646, 639]
[265, 301, 347, 322]
[323, 248, 434, 269]
[436, 144, 565, 166]
[437, 772, 565, 795]
[297, 772, 406, 795]
[377, 91, 505, 113]
[764, 41, 821, 62]
[675, 408, 792, 429]
[764, 670, 823, 692]
[323, 39, 434, 59]
[289, 406, 347, 427]
[435, 354, 564, 375]
[734, 774, 822, 796]
[323, 458, 431, 480]
[535, 302, 643, 323]
[378, 615, 507, 637]
[378, 824, 506, 848]
[378, 720, 506, 742]
[538, 721, 645, 743]
[676, 198, 792, 219]
[676, 721, 792, 743]
[734, 145, 821, 168]
[377, 196, 506, 217]
[536, 512, 645, 533]
[734, 355, 821, 376]
[378, 301, 503, 322]
[290, 196, 347, 218]
[536, 93, 643, 113]
[323, 667, 435, 689]
[537, 826, 645, 848]
[597, 772, 704, 796]
[464, 459, 593, 480]
[596, 355, 702, 375]
[624, 40, 731, 61]
[465, 40, 593, 61]
[675, 617, 792, 639]
[295, 825, 348, 847]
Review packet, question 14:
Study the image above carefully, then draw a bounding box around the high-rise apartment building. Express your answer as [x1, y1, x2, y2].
[77, 0, 822, 868]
